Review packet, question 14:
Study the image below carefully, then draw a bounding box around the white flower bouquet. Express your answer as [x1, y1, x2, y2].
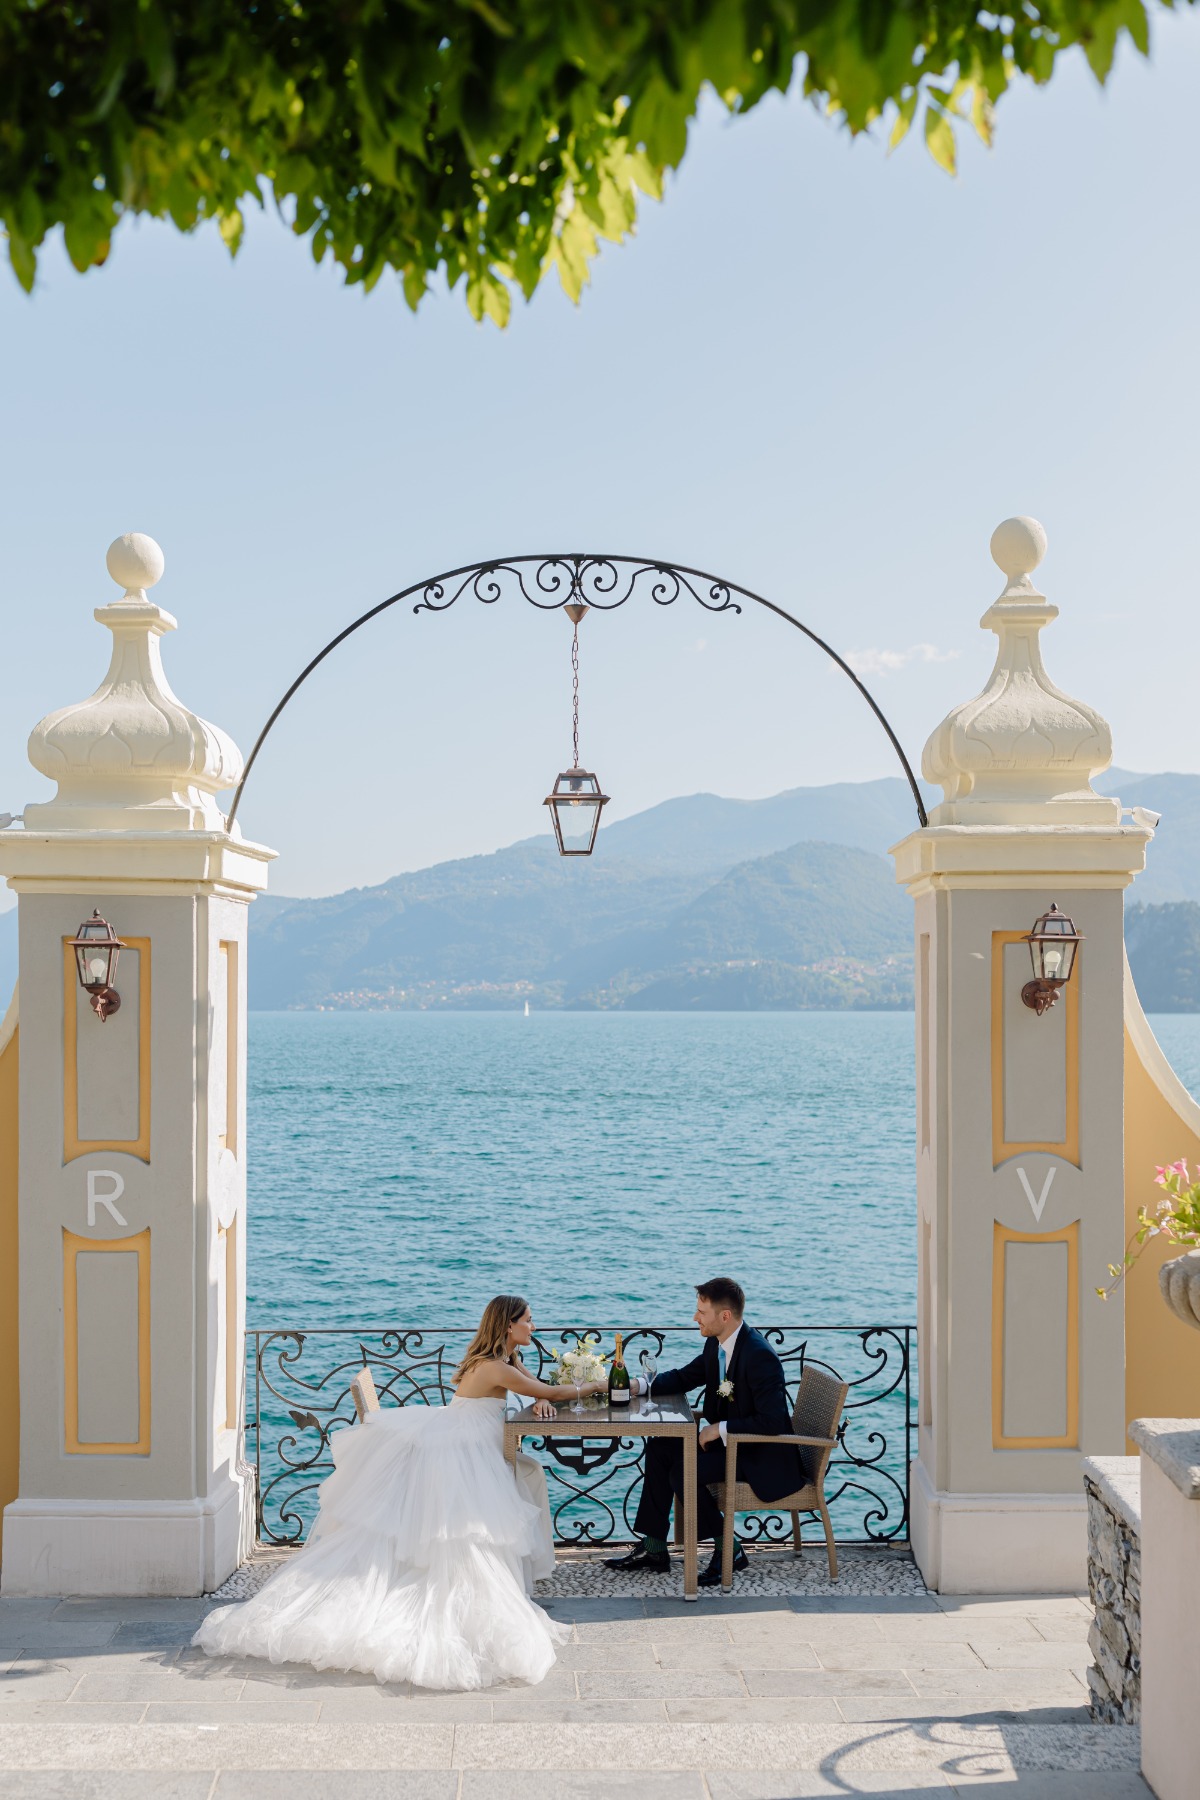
[549, 1335, 609, 1396]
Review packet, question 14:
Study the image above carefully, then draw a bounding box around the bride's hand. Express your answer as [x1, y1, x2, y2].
[532, 1398, 556, 1420]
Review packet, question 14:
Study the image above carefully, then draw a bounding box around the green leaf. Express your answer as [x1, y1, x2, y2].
[6, 231, 36, 291]
[924, 104, 957, 177]
[63, 214, 108, 272]
[480, 273, 512, 327]
[402, 265, 428, 311]
[218, 208, 244, 255]
[889, 90, 918, 151]
[628, 76, 690, 169]
[971, 84, 995, 150]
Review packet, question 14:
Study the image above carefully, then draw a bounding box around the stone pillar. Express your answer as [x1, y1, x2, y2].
[891, 517, 1150, 1593]
[1130, 1419, 1200, 1800]
[0, 533, 274, 1596]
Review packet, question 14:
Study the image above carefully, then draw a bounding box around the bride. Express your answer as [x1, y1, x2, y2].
[194, 1295, 607, 1690]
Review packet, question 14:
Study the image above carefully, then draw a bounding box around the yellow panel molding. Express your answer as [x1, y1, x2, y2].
[991, 929, 1080, 1169]
[991, 1218, 1080, 1450]
[218, 940, 238, 1156]
[0, 991, 19, 1521]
[62, 1225, 151, 1455]
[217, 1217, 238, 1431]
[63, 936, 151, 1163]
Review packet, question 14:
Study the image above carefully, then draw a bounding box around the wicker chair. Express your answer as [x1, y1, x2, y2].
[350, 1365, 381, 1421]
[708, 1364, 848, 1590]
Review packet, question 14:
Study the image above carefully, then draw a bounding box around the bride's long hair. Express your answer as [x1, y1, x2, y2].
[453, 1294, 530, 1386]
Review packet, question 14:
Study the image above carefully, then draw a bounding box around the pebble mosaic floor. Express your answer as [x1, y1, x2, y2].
[210, 1543, 927, 1603]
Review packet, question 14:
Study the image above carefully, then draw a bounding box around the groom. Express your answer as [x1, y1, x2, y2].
[606, 1278, 801, 1588]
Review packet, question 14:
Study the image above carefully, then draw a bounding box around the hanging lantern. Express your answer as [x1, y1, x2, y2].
[69, 910, 125, 1022]
[1021, 902, 1082, 1016]
[544, 602, 609, 857]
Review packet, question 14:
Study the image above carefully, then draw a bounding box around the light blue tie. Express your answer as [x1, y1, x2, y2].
[718, 1346, 727, 1386]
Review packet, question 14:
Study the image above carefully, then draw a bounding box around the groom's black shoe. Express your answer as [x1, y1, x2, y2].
[604, 1546, 670, 1574]
[698, 1543, 748, 1588]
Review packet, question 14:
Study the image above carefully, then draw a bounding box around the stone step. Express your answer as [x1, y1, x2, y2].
[0, 1717, 1142, 1777]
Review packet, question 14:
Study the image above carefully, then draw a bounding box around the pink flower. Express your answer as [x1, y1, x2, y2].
[1172, 1159, 1191, 1179]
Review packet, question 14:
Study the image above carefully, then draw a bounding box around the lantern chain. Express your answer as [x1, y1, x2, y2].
[571, 620, 581, 769]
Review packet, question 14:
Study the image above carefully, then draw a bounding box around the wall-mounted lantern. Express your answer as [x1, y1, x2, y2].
[543, 602, 609, 857]
[1021, 903, 1082, 1016]
[69, 910, 124, 1022]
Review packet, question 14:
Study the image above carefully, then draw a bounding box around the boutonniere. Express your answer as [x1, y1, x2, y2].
[717, 1379, 734, 1399]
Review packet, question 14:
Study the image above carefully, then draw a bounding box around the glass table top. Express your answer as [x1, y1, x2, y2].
[507, 1391, 694, 1427]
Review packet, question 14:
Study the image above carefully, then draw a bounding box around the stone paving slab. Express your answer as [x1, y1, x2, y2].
[0, 1778, 218, 1799]
[0, 1778, 1156, 1800]
[833, 1701, 1091, 1726]
[215, 1782, 459, 1800]
[707, 1777, 1151, 1798]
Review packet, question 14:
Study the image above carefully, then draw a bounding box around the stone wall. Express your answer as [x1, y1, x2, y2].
[1082, 1455, 1141, 1724]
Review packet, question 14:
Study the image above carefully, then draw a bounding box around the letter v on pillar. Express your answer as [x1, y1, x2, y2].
[0, 533, 275, 1597]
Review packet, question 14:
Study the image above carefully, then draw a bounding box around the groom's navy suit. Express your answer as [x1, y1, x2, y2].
[635, 1325, 801, 1544]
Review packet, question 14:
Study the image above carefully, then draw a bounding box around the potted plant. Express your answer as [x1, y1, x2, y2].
[1098, 1160, 1200, 1328]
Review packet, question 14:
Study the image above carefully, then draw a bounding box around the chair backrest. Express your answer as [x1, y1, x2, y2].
[791, 1366, 848, 1486]
[350, 1365, 381, 1421]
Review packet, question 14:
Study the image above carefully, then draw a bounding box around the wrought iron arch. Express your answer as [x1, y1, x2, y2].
[223, 555, 928, 835]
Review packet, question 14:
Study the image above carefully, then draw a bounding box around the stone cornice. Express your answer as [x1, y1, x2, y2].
[1130, 1419, 1200, 1501]
[891, 822, 1151, 896]
[0, 829, 274, 898]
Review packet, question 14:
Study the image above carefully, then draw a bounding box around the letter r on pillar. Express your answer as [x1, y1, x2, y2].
[87, 1169, 128, 1228]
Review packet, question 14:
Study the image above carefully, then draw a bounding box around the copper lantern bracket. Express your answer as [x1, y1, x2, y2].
[1020, 978, 1062, 1017]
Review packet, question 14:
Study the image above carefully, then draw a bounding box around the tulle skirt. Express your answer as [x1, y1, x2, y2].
[194, 1397, 565, 1690]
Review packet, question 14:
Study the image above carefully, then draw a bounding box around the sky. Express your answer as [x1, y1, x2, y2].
[2, 18, 1198, 902]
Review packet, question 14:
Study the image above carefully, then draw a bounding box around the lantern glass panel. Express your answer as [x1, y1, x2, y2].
[553, 795, 603, 853]
[545, 770, 607, 856]
[80, 949, 113, 988]
[1028, 907, 1079, 984]
[72, 916, 120, 991]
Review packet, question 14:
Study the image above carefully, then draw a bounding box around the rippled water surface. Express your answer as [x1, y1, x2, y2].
[246, 1011, 919, 1331]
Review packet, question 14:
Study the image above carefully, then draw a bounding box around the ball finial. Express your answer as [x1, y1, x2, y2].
[106, 532, 165, 595]
[989, 516, 1047, 583]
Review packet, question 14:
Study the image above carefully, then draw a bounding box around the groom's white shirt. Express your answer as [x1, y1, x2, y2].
[634, 1320, 743, 1444]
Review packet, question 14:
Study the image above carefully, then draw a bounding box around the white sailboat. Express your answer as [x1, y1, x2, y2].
[523, 1001, 531, 1017]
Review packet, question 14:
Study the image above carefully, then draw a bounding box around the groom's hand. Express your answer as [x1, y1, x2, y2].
[698, 1423, 722, 1449]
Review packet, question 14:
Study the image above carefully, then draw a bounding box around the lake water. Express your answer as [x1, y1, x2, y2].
[247, 1008, 1200, 1326]
[245, 1010, 920, 1330]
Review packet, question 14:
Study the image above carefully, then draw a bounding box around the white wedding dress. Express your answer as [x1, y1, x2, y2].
[194, 1396, 566, 1690]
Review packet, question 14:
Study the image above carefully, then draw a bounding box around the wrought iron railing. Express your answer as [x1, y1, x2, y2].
[246, 1324, 916, 1549]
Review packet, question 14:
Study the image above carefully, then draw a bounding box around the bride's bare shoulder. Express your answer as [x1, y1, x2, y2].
[455, 1358, 513, 1397]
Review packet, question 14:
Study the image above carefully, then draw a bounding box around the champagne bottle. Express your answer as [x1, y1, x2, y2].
[608, 1332, 632, 1405]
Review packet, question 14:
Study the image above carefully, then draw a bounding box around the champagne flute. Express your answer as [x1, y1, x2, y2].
[570, 1355, 587, 1415]
[639, 1347, 658, 1402]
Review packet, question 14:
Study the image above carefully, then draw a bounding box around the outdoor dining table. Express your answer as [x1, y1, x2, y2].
[504, 1390, 700, 1600]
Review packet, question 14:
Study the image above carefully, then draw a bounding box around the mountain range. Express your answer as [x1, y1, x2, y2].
[2, 769, 1200, 1009]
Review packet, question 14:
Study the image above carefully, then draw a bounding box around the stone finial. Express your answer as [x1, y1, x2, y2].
[105, 531, 166, 599]
[921, 517, 1119, 827]
[23, 534, 244, 834]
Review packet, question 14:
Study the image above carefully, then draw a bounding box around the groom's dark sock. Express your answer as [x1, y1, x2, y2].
[640, 1536, 668, 1556]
